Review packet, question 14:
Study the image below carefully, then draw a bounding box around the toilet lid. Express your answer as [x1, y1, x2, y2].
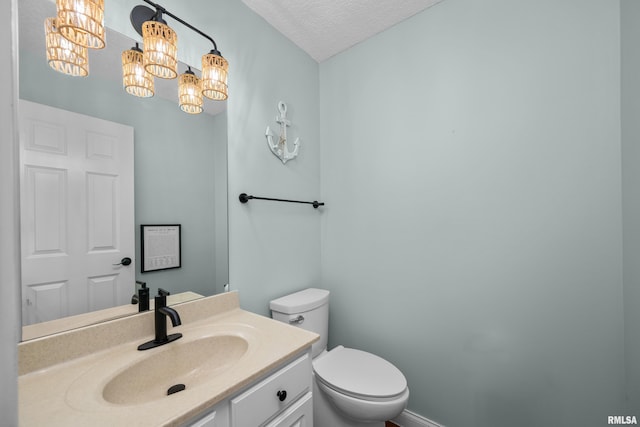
[313, 346, 407, 399]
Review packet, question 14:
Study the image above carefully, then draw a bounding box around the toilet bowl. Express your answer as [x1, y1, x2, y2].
[270, 288, 409, 426]
[314, 345, 409, 424]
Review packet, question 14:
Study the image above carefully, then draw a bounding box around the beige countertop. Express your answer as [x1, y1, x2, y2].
[21, 291, 204, 341]
[18, 292, 318, 426]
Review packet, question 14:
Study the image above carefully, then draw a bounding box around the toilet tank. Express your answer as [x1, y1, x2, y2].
[270, 288, 329, 358]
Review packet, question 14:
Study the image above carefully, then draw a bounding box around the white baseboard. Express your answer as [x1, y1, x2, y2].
[392, 409, 444, 427]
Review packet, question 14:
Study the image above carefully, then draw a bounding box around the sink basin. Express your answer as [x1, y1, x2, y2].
[102, 334, 248, 405]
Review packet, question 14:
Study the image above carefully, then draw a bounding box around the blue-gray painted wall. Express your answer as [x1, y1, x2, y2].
[320, 0, 627, 425]
[622, 0, 640, 415]
[106, 0, 322, 317]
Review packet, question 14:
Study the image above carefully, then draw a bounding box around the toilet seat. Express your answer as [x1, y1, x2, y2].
[313, 346, 407, 400]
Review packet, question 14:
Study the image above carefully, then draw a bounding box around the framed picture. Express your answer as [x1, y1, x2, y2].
[141, 224, 181, 273]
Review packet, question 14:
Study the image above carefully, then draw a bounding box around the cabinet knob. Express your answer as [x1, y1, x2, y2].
[276, 390, 287, 402]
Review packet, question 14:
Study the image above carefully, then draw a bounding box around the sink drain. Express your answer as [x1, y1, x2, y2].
[167, 384, 186, 396]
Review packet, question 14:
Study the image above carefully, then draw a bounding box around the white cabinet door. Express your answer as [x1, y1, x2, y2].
[230, 354, 311, 426]
[265, 392, 313, 427]
[189, 410, 219, 427]
[186, 403, 229, 427]
[19, 100, 135, 324]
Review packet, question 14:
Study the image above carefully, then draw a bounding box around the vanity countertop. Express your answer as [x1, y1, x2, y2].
[21, 291, 204, 341]
[18, 292, 318, 426]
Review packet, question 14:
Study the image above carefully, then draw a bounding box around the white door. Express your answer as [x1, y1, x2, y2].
[19, 100, 135, 325]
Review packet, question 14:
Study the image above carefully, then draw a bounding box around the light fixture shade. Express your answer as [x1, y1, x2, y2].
[55, 0, 105, 49]
[142, 20, 178, 79]
[178, 69, 203, 114]
[122, 45, 154, 98]
[201, 51, 228, 100]
[44, 17, 89, 77]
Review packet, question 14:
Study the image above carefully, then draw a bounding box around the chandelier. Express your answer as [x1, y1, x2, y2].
[43, 0, 229, 114]
[126, 1, 228, 113]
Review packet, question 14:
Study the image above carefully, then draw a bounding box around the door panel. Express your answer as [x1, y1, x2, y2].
[19, 100, 135, 325]
[87, 172, 118, 251]
[24, 281, 68, 325]
[23, 165, 67, 256]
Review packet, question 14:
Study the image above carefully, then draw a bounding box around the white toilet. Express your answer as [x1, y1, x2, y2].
[270, 288, 409, 427]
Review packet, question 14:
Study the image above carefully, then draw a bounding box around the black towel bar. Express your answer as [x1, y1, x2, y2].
[239, 193, 324, 209]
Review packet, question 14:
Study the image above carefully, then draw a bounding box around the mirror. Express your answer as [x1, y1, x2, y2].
[18, 0, 228, 340]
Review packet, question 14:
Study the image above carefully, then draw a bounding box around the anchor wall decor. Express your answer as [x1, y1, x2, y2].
[266, 101, 300, 164]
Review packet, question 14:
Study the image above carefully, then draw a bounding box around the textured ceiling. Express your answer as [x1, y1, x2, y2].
[241, 0, 444, 62]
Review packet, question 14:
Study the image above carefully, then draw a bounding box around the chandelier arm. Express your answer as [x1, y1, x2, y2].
[141, 0, 219, 52]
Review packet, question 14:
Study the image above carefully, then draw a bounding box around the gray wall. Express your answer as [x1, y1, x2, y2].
[622, 0, 640, 414]
[106, 0, 322, 316]
[19, 51, 228, 298]
[1, 0, 20, 424]
[320, 0, 625, 425]
[221, 2, 322, 314]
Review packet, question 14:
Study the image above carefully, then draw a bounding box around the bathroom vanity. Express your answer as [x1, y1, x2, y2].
[186, 354, 313, 426]
[18, 292, 318, 426]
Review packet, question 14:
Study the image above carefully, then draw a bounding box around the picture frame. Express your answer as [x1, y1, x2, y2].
[141, 224, 181, 273]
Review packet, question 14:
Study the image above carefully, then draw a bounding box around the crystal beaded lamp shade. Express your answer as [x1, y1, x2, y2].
[45, 17, 89, 77]
[178, 70, 203, 114]
[142, 21, 178, 79]
[56, 0, 105, 49]
[201, 51, 228, 100]
[122, 46, 154, 98]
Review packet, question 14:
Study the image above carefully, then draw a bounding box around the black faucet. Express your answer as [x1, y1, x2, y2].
[131, 281, 150, 312]
[137, 289, 182, 351]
